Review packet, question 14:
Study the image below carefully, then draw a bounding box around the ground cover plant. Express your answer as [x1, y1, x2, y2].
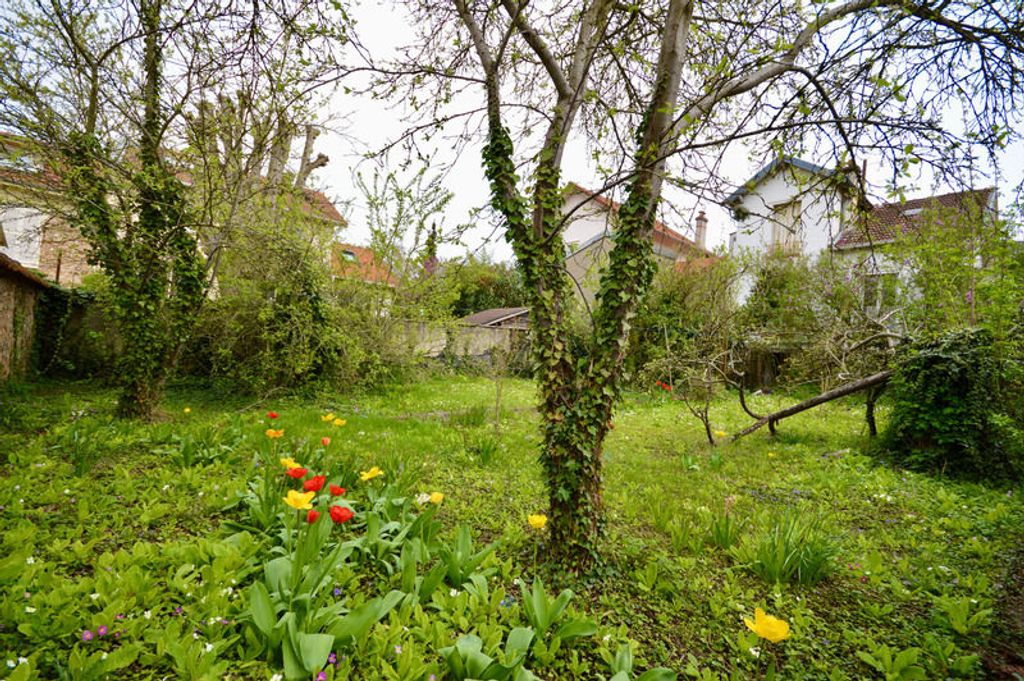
[1, 376, 1021, 679]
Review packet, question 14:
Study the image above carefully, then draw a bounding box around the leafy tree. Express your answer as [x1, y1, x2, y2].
[445, 256, 528, 319]
[373, 0, 1024, 568]
[0, 0, 350, 417]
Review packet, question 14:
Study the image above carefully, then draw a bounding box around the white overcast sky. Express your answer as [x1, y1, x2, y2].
[310, 3, 1024, 263]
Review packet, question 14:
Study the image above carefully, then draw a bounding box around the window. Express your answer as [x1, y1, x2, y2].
[340, 250, 358, 263]
[770, 200, 802, 254]
[863, 273, 898, 317]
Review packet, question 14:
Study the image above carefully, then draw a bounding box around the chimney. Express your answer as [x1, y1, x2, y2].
[695, 210, 708, 250]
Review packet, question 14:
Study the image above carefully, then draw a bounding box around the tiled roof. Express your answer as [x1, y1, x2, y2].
[835, 188, 995, 249]
[565, 182, 711, 258]
[300, 188, 345, 223]
[330, 242, 395, 286]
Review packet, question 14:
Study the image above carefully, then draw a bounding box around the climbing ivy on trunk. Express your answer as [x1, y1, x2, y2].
[63, 0, 206, 419]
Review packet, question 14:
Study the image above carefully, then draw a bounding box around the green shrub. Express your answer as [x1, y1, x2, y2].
[732, 512, 837, 585]
[880, 328, 1024, 482]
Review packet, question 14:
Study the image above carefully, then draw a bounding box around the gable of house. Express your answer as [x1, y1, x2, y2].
[726, 157, 858, 259]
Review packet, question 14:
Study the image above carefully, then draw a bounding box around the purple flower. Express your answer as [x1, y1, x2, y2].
[218, 618, 230, 625]
[97, 625, 108, 637]
[316, 673, 327, 681]
[333, 586, 342, 598]
[327, 652, 337, 664]
[174, 606, 184, 616]
[115, 614, 124, 620]
[81, 630, 94, 642]
[394, 645, 402, 655]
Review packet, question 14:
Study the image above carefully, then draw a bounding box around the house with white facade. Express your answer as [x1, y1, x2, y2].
[724, 156, 997, 312]
[562, 182, 713, 305]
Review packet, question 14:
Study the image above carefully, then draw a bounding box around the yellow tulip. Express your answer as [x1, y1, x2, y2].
[333, 418, 346, 427]
[527, 514, 547, 530]
[714, 430, 727, 438]
[321, 413, 336, 422]
[183, 407, 192, 414]
[743, 608, 790, 643]
[429, 492, 444, 505]
[279, 457, 301, 469]
[360, 466, 383, 482]
[265, 429, 285, 439]
[284, 489, 316, 510]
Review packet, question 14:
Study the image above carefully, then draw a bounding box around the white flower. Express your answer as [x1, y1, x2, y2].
[162, 484, 170, 491]
[25, 556, 35, 565]
[17, 658, 27, 665]
[749, 647, 761, 659]
[90, 593, 100, 600]
[101, 653, 108, 660]
[144, 610, 152, 620]
[13, 485, 19, 491]
[193, 631, 200, 640]
[6, 660, 15, 669]
[271, 675, 284, 681]
[24, 606, 36, 613]
[449, 588, 459, 597]
[204, 643, 214, 653]
[64, 488, 71, 495]
[415, 493, 431, 505]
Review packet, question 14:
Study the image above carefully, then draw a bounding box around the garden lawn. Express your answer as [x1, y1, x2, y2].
[1, 375, 1021, 680]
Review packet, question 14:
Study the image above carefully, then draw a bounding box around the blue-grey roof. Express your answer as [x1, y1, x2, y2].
[723, 157, 833, 205]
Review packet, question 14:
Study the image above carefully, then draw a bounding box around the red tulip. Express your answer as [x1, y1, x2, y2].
[286, 467, 308, 479]
[303, 475, 326, 492]
[329, 484, 346, 497]
[329, 505, 353, 524]
[321, 437, 331, 447]
[267, 411, 279, 419]
[666, 384, 672, 391]
[307, 509, 320, 523]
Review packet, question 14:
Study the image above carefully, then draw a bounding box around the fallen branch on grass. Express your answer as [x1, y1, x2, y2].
[732, 370, 893, 441]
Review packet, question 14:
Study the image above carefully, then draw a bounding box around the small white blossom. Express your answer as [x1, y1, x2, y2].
[204, 643, 214, 653]
[24, 606, 36, 613]
[449, 588, 459, 597]
[144, 610, 152, 620]
[6, 660, 15, 669]
[64, 488, 71, 495]
[162, 484, 170, 491]
[101, 653, 108, 660]
[13, 485, 19, 490]
[415, 493, 431, 505]
[25, 556, 35, 565]
[17, 657, 28, 665]
[749, 647, 761, 659]
[193, 631, 200, 640]
[90, 593, 100, 600]
[271, 675, 284, 681]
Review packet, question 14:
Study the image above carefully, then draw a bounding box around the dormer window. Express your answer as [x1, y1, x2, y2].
[340, 249, 357, 263]
[901, 208, 923, 217]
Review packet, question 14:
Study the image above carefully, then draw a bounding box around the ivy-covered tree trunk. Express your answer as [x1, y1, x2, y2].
[468, 0, 693, 569]
[65, 0, 207, 419]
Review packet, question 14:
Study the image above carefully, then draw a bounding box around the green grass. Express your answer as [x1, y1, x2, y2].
[0, 375, 1020, 679]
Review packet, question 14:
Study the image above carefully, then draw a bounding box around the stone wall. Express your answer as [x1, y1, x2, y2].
[0, 268, 42, 380]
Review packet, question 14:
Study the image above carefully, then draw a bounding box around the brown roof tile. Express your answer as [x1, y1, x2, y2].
[331, 243, 394, 286]
[835, 188, 994, 249]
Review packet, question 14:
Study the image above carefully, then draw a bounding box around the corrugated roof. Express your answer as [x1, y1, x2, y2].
[723, 157, 834, 205]
[834, 188, 994, 249]
[461, 307, 529, 327]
